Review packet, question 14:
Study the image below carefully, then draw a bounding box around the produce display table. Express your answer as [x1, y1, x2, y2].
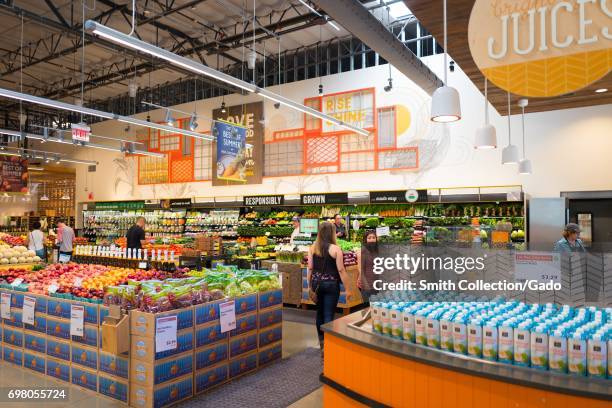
[321, 312, 611, 407]
[301, 265, 363, 315]
[261, 260, 303, 306]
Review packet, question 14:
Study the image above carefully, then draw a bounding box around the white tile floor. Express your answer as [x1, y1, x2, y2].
[0, 315, 323, 408]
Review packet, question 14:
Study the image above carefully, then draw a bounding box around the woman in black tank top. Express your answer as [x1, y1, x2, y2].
[307, 221, 352, 362]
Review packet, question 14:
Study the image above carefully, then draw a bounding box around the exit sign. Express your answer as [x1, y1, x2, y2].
[71, 123, 91, 143]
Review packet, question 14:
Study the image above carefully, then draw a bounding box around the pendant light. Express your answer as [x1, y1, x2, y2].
[430, 0, 461, 122]
[40, 182, 49, 201]
[165, 109, 175, 127]
[501, 92, 519, 164]
[474, 78, 496, 149]
[518, 98, 532, 175]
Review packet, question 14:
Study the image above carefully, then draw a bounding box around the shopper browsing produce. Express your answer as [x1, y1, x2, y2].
[357, 230, 379, 303]
[554, 223, 586, 253]
[334, 214, 346, 238]
[56, 219, 75, 260]
[27, 221, 45, 259]
[307, 221, 352, 360]
[126, 216, 147, 250]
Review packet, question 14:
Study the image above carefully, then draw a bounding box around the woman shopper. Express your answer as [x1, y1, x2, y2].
[307, 221, 351, 360]
[554, 223, 586, 253]
[357, 230, 379, 303]
[27, 221, 45, 259]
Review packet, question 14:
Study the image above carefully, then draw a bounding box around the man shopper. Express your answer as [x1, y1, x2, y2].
[56, 219, 75, 260]
[333, 214, 346, 239]
[126, 216, 147, 250]
[290, 216, 301, 244]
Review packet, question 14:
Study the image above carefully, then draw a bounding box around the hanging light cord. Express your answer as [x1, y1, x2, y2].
[484, 78, 489, 124]
[128, 0, 136, 36]
[19, 13, 24, 132]
[521, 106, 526, 158]
[443, 0, 448, 85]
[507, 92, 512, 145]
[252, 0, 256, 82]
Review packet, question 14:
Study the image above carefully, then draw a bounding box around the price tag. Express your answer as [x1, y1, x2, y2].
[10, 278, 23, 287]
[74, 278, 83, 288]
[155, 316, 178, 352]
[376, 226, 390, 237]
[70, 304, 84, 337]
[138, 261, 148, 269]
[48, 284, 59, 294]
[22, 296, 36, 325]
[59, 253, 71, 263]
[0, 293, 11, 319]
[220, 300, 236, 333]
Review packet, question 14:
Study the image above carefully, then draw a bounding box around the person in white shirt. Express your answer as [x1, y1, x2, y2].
[27, 221, 45, 259]
[290, 216, 300, 244]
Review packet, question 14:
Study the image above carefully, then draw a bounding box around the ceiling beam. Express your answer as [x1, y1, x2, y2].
[43, 0, 70, 28]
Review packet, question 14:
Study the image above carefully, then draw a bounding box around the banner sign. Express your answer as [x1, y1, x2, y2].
[321, 89, 375, 133]
[212, 102, 264, 186]
[0, 156, 28, 193]
[71, 123, 91, 143]
[94, 201, 144, 210]
[369, 189, 427, 203]
[243, 195, 284, 206]
[468, 0, 612, 97]
[168, 198, 192, 209]
[300, 193, 348, 205]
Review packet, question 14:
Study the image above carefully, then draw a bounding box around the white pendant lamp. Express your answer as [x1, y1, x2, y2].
[501, 92, 519, 164]
[431, 0, 461, 123]
[474, 78, 497, 149]
[518, 98, 532, 175]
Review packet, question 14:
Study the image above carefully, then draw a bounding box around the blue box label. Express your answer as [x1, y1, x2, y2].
[99, 353, 129, 379]
[71, 324, 98, 347]
[301, 291, 309, 300]
[229, 353, 257, 378]
[3, 346, 23, 366]
[195, 343, 228, 370]
[24, 351, 46, 374]
[24, 332, 46, 353]
[195, 301, 221, 325]
[34, 296, 47, 314]
[10, 292, 24, 308]
[259, 289, 283, 309]
[259, 343, 282, 366]
[47, 299, 71, 318]
[155, 330, 193, 360]
[47, 339, 71, 360]
[4, 309, 23, 328]
[231, 313, 257, 337]
[302, 279, 309, 289]
[47, 358, 70, 382]
[3, 327, 23, 347]
[149, 376, 193, 408]
[175, 308, 194, 330]
[258, 308, 282, 329]
[98, 375, 128, 403]
[195, 364, 228, 393]
[47, 319, 70, 340]
[229, 333, 258, 358]
[76, 303, 98, 325]
[259, 325, 282, 348]
[24, 315, 46, 333]
[71, 366, 98, 392]
[71, 345, 98, 370]
[153, 354, 193, 385]
[195, 323, 227, 348]
[235, 294, 257, 315]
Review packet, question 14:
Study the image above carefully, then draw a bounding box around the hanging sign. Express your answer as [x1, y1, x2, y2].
[0, 156, 28, 193]
[155, 315, 178, 352]
[300, 193, 348, 205]
[243, 195, 284, 206]
[376, 226, 390, 237]
[144, 199, 161, 209]
[212, 102, 264, 186]
[321, 89, 375, 133]
[468, 0, 612, 97]
[169, 198, 192, 209]
[71, 123, 91, 143]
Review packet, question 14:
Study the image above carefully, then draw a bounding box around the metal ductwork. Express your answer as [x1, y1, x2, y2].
[311, 0, 442, 94]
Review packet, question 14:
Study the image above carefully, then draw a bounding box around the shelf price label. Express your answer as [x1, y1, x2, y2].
[70, 304, 84, 337]
[220, 300, 236, 333]
[155, 316, 178, 352]
[22, 296, 36, 325]
[0, 293, 11, 319]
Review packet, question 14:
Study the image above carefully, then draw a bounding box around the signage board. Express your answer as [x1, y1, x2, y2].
[515, 252, 561, 284]
[243, 195, 284, 206]
[71, 123, 91, 143]
[212, 119, 248, 184]
[300, 193, 348, 206]
[369, 189, 427, 203]
[468, 0, 612, 97]
[321, 89, 375, 133]
[0, 156, 28, 193]
[169, 198, 192, 209]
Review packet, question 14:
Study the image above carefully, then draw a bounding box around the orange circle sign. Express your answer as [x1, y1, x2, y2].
[468, 0, 612, 97]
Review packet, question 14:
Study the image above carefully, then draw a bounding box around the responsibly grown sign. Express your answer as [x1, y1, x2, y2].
[468, 0, 612, 97]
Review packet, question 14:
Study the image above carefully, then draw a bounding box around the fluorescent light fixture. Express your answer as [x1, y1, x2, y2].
[27, 167, 44, 171]
[0, 88, 214, 142]
[0, 146, 98, 166]
[326, 19, 340, 31]
[388, 3, 412, 19]
[595, 88, 608, 93]
[85, 21, 368, 136]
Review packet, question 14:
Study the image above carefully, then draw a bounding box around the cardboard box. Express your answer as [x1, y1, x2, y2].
[195, 341, 229, 371]
[195, 322, 228, 348]
[24, 350, 46, 374]
[10, 292, 24, 308]
[23, 313, 46, 334]
[46, 317, 71, 340]
[71, 344, 99, 370]
[71, 365, 98, 393]
[229, 332, 258, 358]
[194, 362, 228, 394]
[75, 301, 99, 325]
[3, 326, 23, 347]
[46, 356, 71, 382]
[2, 345, 23, 366]
[194, 299, 224, 325]
[258, 323, 282, 348]
[98, 373, 129, 404]
[71, 323, 99, 347]
[129, 374, 193, 408]
[132, 329, 193, 362]
[235, 293, 257, 316]
[230, 311, 258, 337]
[130, 307, 194, 337]
[130, 351, 194, 387]
[258, 306, 282, 329]
[3, 309, 23, 328]
[47, 298, 71, 319]
[33, 295, 47, 314]
[258, 289, 283, 310]
[99, 351, 129, 379]
[258, 342, 282, 367]
[99, 306, 110, 323]
[24, 330, 46, 353]
[229, 351, 257, 379]
[46, 338, 71, 361]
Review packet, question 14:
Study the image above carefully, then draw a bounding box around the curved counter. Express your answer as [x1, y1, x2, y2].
[321, 311, 611, 408]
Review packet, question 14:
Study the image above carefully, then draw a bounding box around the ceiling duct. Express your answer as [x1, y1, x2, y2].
[310, 0, 442, 94]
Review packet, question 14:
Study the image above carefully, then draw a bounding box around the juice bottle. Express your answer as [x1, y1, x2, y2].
[371, 302, 382, 333]
[426, 311, 441, 349]
[549, 329, 568, 373]
[390, 304, 403, 339]
[381, 303, 392, 336]
[482, 319, 499, 361]
[498, 320, 516, 364]
[568, 331, 587, 376]
[587, 332, 607, 378]
[530, 325, 549, 370]
[513, 321, 532, 366]
[467, 319, 483, 358]
[402, 305, 416, 342]
[414, 309, 428, 345]
[608, 329, 612, 378]
[440, 312, 455, 351]
[452, 314, 468, 354]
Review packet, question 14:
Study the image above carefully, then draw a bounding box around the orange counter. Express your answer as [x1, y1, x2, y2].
[321, 312, 611, 408]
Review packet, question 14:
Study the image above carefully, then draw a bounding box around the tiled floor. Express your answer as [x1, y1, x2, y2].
[0, 309, 323, 408]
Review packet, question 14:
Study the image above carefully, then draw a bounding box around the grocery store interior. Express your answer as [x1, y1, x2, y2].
[0, 0, 610, 407]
